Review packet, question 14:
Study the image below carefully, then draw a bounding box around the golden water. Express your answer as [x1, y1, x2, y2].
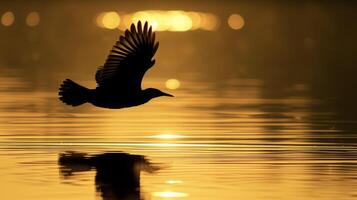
[0, 75, 356, 200]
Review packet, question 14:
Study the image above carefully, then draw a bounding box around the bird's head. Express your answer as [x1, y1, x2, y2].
[143, 88, 174, 100]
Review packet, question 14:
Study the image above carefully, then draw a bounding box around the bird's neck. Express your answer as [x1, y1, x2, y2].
[141, 90, 157, 102]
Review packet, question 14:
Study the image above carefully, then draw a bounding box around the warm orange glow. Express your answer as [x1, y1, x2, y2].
[166, 180, 183, 184]
[131, 11, 169, 31]
[26, 12, 40, 27]
[153, 134, 184, 139]
[167, 11, 192, 31]
[153, 191, 188, 198]
[96, 11, 120, 29]
[95, 12, 105, 28]
[98, 10, 219, 32]
[1, 77, 356, 200]
[118, 13, 132, 30]
[165, 79, 181, 90]
[1, 11, 15, 26]
[200, 13, 219, 31]
[228, 14, 245, 30]
[187, 12, 202, 30]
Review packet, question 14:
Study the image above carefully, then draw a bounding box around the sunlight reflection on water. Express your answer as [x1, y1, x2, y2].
[0, 75, 357, 200]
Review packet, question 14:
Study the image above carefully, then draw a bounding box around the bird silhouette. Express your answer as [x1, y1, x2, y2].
[59, 21, 173, 109]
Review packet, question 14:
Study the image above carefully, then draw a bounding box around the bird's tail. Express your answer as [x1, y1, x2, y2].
[59, 79, 91, 106]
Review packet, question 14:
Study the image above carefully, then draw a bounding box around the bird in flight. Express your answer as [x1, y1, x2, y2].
[59, 21, 173, 109]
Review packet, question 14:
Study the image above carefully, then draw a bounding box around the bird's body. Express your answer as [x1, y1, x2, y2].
[90, 88, 163, 109]
[59, 21, 173, 109]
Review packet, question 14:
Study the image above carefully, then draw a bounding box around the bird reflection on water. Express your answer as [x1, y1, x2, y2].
[59, 151, 159, 200]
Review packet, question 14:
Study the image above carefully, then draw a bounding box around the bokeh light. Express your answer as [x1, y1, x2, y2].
[1, 11, 15, 26]
[96, 11, 120, 29]
[167, 11, 192, 31]
[200, 13, 219, 31]
[96, 10, 219, 32]
[187, 12, 202, 30]
[26, 12, 40, 27]
[131, 10, 169, 31]
[165, 79, 181, 90]
[228, 14, 245, 30]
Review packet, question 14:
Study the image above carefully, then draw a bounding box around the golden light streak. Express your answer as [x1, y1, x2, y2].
[153, 191, 188, 198]
[131, 10, 169, 31]
[97, 10, 218, 32]
[152, 134, 184, 139]
[187, 12, 202, 30]
[166, 180, 183, 184]
[167, 11, 192, 31]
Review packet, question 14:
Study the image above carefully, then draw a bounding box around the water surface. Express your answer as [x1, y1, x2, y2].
[0, 74, 357, 200]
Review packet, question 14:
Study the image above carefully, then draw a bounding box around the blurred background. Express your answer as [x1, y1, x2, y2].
[1, 0, 357, 116]
[1, 1, 357, 200]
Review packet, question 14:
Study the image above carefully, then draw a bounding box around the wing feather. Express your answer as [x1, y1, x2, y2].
[110, 49, 127, 56]
[143, 22, 148, 44]
[124, 31, 137, 49]
[130, 24, 141, 47]
[153, 42, 159, 55]
[148, 26, 152, 44]
[151, 32, 156, 46]
[95, 21, 159, 92]
[118, 37, 135, 52]
[137, 21, 143, 35]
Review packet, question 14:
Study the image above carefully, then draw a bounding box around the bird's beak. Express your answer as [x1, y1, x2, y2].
[163, 92, 174, 97]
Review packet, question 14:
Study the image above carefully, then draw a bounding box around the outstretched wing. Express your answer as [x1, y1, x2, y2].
[95, 21, 159, 93]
